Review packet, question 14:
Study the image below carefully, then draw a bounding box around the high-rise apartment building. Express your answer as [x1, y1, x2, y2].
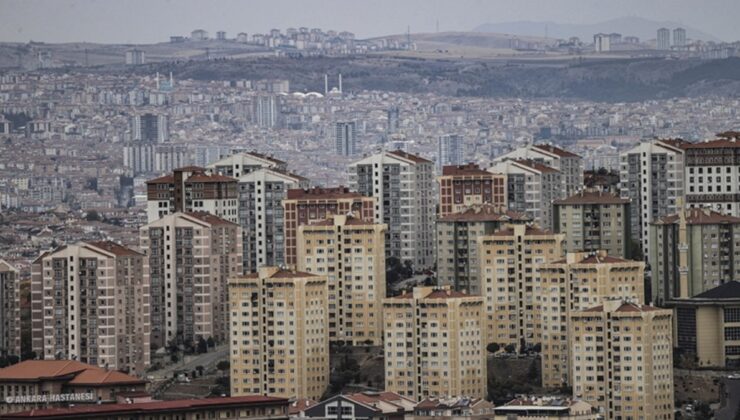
[229, 267, 328, 400]
[619, 139, 686, 259]
[140, 212, 242, 348]
[297, 214, 386, 345]
[31, 241, 150, 374]
[145, 166, 238, 223]
[488, 159, 563, 230]
[553, 191, 632, 258]
[349, 150, 436, 269]
[478, 224, 564, 347]
[131, 113, 168, 143]
[253, 95, 281, 129]
[209, 153, 309, 272]
[208, 151, 287, 178]
[0, 260, 20, 357]
[673, 27, 687, 48]
[684, 136, 740, 217]
[537, 251, 645, 388]
[493, 144, 584, 197]
[437, 204, 529, 294]
[335, 121, 357, 156]
[593, 34, 610, 52]
[437, 134, 464, 171]
[438, 163, 506, 218]
[650, 208, 740, 304]
[283, 187, 375, 267]
[387, 107, 400, 134]
[571, 300, 673, 420]
[657, 27, 671, 50]
[383, 286, 486, 400]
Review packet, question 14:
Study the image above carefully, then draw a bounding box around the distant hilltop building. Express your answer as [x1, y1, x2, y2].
[125, 49, 145, 65]
[657, 27, 671, 50]
[593, 33, 611, 53]
[191, 29, 208, 41]
[673, 27, 687, 48]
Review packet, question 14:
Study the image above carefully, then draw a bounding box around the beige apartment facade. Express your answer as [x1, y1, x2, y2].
[537, 251, 645, 388]
[438, 163, 506, 218]
[31, 242, 150, 374]
[297, 214, 386, 345]
[553, 191, 631, 258]
[437, 204, 529, 295]
[383, 286, 486, 400]
[140, 212, 242, 348]
[478, 224, 564, 348]
[229, 267, 328, 400]
[571, 300, 673, 420]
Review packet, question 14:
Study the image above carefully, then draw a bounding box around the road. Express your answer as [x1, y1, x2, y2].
[148, 345, 228, 380]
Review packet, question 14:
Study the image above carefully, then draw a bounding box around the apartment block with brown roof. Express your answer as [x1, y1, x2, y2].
[382, 286, 486, 400]
[493, 144, 584, 197]
[437, 204, 530, 295]
[349, 150, 436, 270]
[229, 267, 328, 400]
[553, 190, 632, 258]
[283, 187, 374, 267]
[438, 163, 506, 218]
[139, 212, 242, 348]
[208, 151, 287, 178]
[0, 260, 20, 357]
[145, 167, 238, 223]
[488, 159, 564, 231]
[478, 224, 564, 348]
[297, 214, 386, 345]
[684, 135, 740, 217]
[571, 300, 673, 420]
[650, 207, 740, 304]
[536, 251, 645, 388]
[30, 242, 150, 374]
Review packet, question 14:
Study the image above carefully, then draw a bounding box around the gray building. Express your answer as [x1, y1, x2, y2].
[252, 95, 281, 129]
[0, 260, 20, 357]
[657, 27, 671, 50]
[335, 121, 357, 156]
[437, 134, 464, 171]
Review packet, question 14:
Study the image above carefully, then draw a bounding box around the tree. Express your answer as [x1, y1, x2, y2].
[504, 344, 516, 354]
[85, 210, 101, 222]
[196, 337, 207, 354]
[486, 343, 500, 354]
[527, 360, 539, 382]
[206, 337, 215, 349]
[216, 360, 230, 376]
[532, 343, 542, 353]
[170, 353, 179, 363]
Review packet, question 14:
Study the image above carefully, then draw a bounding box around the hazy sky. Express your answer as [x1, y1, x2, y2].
[1, 0, 738, 43]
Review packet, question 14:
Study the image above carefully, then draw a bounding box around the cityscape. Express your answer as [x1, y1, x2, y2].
[2, 0, 740, 419]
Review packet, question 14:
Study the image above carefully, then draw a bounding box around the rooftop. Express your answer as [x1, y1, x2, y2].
[0, 396, 287, 419]
[655, 208, 740, 225]
[286, 186, 364, 200]
[441, 163, 494, 177]
[87, 241, 142, 257]
[0, 360, 145, 386]
[553, 190, 629, 205]
[514, 159, 559, 174]
[692, 281, 740, 300]
[533, 144, 581, 158]
[438, 204, 530, 223]
[387, 149, 432, 164]
[184, 211, 238, 226]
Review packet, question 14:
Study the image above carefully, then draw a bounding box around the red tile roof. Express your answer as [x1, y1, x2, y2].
[655, 208, 740, 225]
[553, 191, 629, 205]
[184, 212, 238, 226]
[289, 399, 316, 415]
[514, 159, 559, 173]
[438, 204, 531, 223]
[533, 144, 581, 158]
[0, 361, 144, 386]
[145, 174, 174, 184]
[173, 166, 207, 172]
[0, 396, 288, 419]
[87, 241, 142, 257]
[185, 173, 237, 183]
[682, 138, 740, 149]
[246, 151, 286, 165]
[441, 163, 493, 177]
[388, 150, 432, 164]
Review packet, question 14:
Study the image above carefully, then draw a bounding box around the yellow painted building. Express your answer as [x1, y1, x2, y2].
[537, 251, 645, 388]
[478, 224, 564, 348]
[571, 300, 673, 420]
[229, 267, 329, 400]
[383, 286, 486, 400]
[297, 214, 386, 345]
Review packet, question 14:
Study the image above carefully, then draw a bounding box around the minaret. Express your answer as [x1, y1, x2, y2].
[156, 72, 160, 90]
[169, 72, 174, 88]
[338, 73, 342, 93]
[677, 197, 689, 298]
[324, 74, 328, 95]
